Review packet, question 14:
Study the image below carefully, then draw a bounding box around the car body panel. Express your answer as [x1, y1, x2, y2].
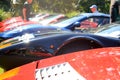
[84, 22, 120, 38]
[0, 24, 69, 39]
[0, 47, 120, 80]
[0, 21, 38, 32]
[0, 31, 119, 53]
[0, 31, 119, 71]
[1, 16, 23, 27]
[39, 14, 66, 25]
[95, 24, 120, 38]
[0, 14, 66, 32]
[29, 13, 50, 22]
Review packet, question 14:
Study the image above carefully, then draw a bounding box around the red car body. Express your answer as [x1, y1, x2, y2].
[39, 14, 66, 25]
[29, 13, 50, 22]
[0, 16, 24, 32]
[0, 14, 65, 32]
[0, 21, 38, 32]
[2, 16, 23, 27]
[0, 47, 120, 80]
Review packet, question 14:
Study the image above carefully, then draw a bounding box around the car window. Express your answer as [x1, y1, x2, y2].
[52, 15, 84, 27]
[80, 18, 98, 28]
[81, 17, 109, 27]
[74, 17, 110, 32]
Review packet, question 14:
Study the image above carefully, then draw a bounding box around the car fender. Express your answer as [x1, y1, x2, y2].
[54, 36, 104, 55]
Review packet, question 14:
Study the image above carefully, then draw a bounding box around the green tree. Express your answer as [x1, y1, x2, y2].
[37, 0, 77, 14]
[0, 0, 10, 11]
[76, 0, 110, 14]
[0, 0, 11, 21]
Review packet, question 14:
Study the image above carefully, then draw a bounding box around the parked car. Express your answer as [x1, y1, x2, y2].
[0, 14, 66, 32]
[0, 21, 38, 32]
[1, 16, 23, 27]
[29, 13, 51, 22]
[38, 14, 66, 25]
[81, 21, 120, 38]
[0, 30, 119, 71]
[30, 13, 66, 25]
[0, 13, 51, 32]
[0, 47, 120, 80]
[0, 13, 110, 40]
[95, 24, 120, 38]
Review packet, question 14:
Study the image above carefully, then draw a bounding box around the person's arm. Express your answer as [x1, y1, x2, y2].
[22, 7, 27, 21]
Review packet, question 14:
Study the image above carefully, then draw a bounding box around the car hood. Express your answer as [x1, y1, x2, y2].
[0, 31, 72, 49]
[0, 24, 69, 39]
[96, 32, 120, 38]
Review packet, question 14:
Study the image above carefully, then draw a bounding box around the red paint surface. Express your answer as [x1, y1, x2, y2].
[0, 21, 38, 32]
[2, 16, 23, 26]
[4, 62, 37, 80]
[1, 47, 120, 80]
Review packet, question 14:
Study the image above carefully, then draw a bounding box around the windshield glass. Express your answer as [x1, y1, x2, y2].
[51, 15, 84, 27]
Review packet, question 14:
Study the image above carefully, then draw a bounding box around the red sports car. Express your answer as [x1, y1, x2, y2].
[1, 16, 23, 27]
[0, 47, 120, 80]
[0, 21, 38, 32]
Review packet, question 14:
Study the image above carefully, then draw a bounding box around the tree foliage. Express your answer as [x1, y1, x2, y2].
[35, 0, 110, 14]
[0, 0, 11, 21]
[36, 0, 77, 13]
[0, 0, 111, 14]
[76, 0, 110, 14]
[0, 0, 111, 19]
[0, 0, 10, 11]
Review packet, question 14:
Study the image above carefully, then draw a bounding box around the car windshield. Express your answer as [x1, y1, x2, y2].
[51, 15, 84, 27]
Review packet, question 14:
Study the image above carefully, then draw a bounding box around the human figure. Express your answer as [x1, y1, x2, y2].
[90, 5, 104, 27]
[22, 0, 33, 21]
[90, 4, 99, 13]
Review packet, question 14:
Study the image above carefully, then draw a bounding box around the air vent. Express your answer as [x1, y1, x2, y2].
[35, 62, 86, 80]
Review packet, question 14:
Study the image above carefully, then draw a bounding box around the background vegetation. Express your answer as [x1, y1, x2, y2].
[0, 0, 11, 21]
[76, 0, 110, 13]
[37, 0, 110, 14]
[0, 0, 110, 21]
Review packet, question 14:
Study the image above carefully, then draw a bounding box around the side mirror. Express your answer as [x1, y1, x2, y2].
[70, 22, 81, 31]
[73, 22, 81, 27]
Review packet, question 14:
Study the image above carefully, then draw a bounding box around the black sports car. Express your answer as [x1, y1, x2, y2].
[0, 30, 119, 71]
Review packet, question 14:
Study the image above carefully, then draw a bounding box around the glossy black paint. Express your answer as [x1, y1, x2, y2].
[0, 31, 119, 70]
